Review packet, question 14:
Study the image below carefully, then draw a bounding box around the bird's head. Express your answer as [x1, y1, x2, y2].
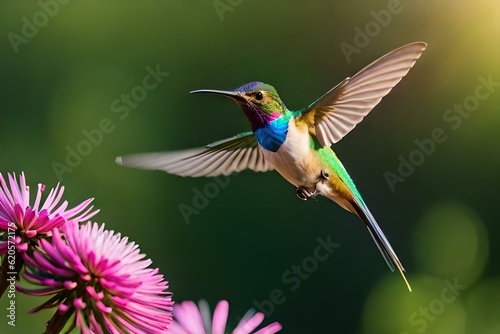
[191, 81, 288, 131]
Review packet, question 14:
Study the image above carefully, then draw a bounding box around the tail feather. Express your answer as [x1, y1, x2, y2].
[352, 198, 412, 292]
[305, 145, 411, 290]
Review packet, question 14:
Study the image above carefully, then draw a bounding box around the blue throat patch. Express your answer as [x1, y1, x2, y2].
[254, 117, 289, 152]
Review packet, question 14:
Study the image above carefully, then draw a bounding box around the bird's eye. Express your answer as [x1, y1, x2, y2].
[255, 91, 263, 100]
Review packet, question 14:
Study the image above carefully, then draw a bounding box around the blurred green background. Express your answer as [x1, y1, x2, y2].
[1, 1, 499, 333]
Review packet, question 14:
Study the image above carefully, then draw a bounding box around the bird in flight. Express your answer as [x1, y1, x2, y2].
[116, 42, 427, 291]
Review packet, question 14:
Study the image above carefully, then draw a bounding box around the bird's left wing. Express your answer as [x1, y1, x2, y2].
[299, 42, 427, 146]
[115, 132, 273, 177]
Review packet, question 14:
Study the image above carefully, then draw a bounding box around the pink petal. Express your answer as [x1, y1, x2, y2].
[253, 322, 283, 334]
[213, 300, 229, 334]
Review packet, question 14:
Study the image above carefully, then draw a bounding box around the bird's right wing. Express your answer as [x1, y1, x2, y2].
[116, 132, 274, 177]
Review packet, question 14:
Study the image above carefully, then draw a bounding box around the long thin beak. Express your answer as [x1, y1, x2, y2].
[190, 89, 245, 101]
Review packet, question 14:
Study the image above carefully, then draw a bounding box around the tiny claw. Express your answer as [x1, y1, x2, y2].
[296, 186, 317, 201]
[296, 188, 308, 201]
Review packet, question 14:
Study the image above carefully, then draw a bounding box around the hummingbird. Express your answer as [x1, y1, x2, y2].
[116, 42, 427, 291]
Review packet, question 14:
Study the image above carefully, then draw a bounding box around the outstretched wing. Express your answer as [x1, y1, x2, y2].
[300, 41, 427, 146]
[116, 132, 273, 177]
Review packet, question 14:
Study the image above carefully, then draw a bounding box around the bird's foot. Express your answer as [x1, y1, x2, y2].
[296, 186, 317, 201]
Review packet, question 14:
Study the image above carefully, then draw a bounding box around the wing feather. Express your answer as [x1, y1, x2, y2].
[116, 132, 273, 177]
[301, 42, 427, 146]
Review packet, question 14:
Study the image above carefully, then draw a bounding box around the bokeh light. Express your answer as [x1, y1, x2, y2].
[465, 278, 500, 333]
[412, 201, 489, 285]
[362, 274, 467, 334]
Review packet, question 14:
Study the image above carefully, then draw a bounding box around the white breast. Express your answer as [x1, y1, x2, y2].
[262, 118, 322, 188]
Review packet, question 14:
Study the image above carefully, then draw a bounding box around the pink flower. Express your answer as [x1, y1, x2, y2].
[18, 222, 173, 334]
[0, 172, 98, 296]
[0, 172, 97, 253]
[169, 299, 282, 334]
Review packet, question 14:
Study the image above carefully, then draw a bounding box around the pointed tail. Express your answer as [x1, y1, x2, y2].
[352, 198, 412, 292]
